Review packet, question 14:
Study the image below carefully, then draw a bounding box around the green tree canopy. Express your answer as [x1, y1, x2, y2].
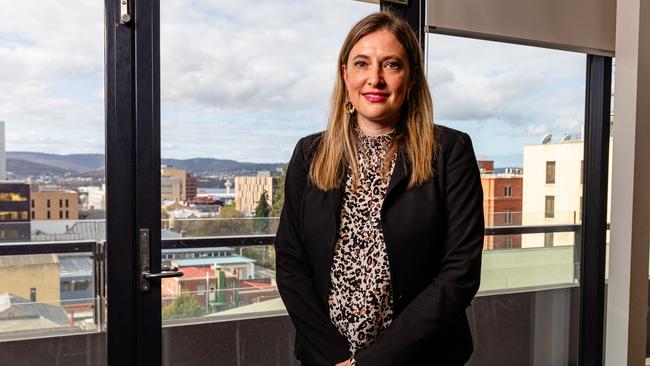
[253, 191, 271, 234]
[162, 293, 206, 320]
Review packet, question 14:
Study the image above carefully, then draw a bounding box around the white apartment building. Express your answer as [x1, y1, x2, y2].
[522, 135, 612, 248]
[80, 184, 106, 210]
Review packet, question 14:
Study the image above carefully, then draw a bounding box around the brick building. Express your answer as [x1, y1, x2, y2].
[480, 161, 523, 250]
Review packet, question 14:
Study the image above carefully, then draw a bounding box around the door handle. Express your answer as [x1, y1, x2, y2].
[143, 265, 184, 280]
[139, 229, 184, 292]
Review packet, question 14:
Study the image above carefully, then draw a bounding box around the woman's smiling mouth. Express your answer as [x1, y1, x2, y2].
[363, 92, 389, 102]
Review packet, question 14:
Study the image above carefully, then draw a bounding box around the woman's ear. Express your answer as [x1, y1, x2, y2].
[341, 64, 348, 86]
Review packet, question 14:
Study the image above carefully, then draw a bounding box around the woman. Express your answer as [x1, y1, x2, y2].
[276, 11, 484, 366]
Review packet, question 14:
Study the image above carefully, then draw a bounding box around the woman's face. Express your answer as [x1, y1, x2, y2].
[343, 29, 410, 131]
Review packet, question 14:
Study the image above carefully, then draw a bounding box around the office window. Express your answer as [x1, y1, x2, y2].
[504, 236, 513, 248]
[504, 186, 512, 197]
[46, 199, 51, 208]
[30, 288, 37, 302]
[65, 199, 69, 208]
[31, 199, 35, 208]
[59, 199, 63, 208]
[505, 210, 513, 224]
[65, 211, 69, 219]
[47, 211, 51, 219]
[31, 211, 35, 219]
[59, 211, 63, 219]
[546, 161, 556, 184]
[545, 196, 555, 218]
[544, 232, 554, 247]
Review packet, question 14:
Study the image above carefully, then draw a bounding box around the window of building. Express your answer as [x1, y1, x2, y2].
[59, 199, 63, 208]
[544, 232, 554, 247]
[0, 211, 29, 221]
[65, 199, 69, 208]
[65, 211, 69, 219]
[47, 211, 51, 219]
[31, 211, 35, 219]
[504, 186, 512, 197]
[31, 199, 35, 208]
[29, 288, 37, 302]
[46, 199, 51, 208]
[545, 196, 555, 218]
[546, 161, 556, 184]
[504, 236, 513, 248]
[59, 211, 63, 219]
[0, 193, 28, 201]
[505, 210, 513, 224]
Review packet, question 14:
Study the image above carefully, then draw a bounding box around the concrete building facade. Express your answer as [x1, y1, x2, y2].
[31, 190, 79, 221]
[161, 167, 189, 202]
[521, 137, 613, 248]
[235, 172, 275, 215]
[0, 254, 60, 305]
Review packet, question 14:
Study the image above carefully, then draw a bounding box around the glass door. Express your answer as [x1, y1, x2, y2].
[105, 0, 379, 365]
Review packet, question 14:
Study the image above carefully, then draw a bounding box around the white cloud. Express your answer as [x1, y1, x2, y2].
[0, 0, 590, 166]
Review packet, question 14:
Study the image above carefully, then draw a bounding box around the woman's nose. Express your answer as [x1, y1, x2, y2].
[367, 65, 384, 86]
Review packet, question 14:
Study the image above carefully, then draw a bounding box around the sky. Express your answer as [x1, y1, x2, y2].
[0, 0, 588, 167]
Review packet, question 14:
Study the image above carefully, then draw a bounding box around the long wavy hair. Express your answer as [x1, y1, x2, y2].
[309, 11, 437, 190]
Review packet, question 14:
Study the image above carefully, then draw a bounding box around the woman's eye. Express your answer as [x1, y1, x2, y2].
[384, 61, 401, 69]
[354, 61, 368, 68]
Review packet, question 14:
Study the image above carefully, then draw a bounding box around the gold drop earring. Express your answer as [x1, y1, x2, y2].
[344, 101, 355, 115]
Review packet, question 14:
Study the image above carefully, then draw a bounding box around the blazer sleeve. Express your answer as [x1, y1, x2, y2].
[275, 137, 351, 365]
[354, 132, 484, 365]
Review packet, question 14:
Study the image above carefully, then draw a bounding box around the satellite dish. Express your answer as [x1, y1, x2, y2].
[541, 133, 552, 144]
[559, 134, 572, 143]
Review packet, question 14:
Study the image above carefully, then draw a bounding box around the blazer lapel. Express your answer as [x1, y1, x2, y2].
[386, 149, 409, 197]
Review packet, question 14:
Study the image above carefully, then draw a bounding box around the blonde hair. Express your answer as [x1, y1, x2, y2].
[309, 11, 437, 190]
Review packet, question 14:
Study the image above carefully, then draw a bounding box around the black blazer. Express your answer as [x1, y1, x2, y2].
[275, 125, 484, 366]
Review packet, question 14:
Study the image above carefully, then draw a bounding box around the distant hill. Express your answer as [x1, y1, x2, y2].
[7, 152, 104, 173]
[161, 158, 284, 175]
[7, 158, 75, 177]
[6, 152, 285, 178]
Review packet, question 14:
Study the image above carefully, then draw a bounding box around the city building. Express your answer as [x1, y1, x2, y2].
[235, 171, 275, 214]
[521, 135, 613, 247]
[161, 167, 192, 202]
[189, 196, 224, 214]
[31, 190, 79, 221]
[79, 184, 105, 210]
[186, 174, 198, 201]
[0, 182, 30, 242]
[479, 160, 523, 250]
[0, 254, 60, 305]
[161, 175, 183, 203]
[0, 292, 70, 333]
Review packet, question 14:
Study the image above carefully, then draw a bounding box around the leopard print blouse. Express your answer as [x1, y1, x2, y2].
[328, 127, 397, 359]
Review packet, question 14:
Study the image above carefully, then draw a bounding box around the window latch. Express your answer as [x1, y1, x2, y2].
[120, 0, 131, 24]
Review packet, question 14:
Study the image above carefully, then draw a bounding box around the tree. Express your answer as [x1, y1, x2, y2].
[253, 191, 271, 234]
[172, 203, 252, 236]
[271, 165, 287, 217]
[162, 293, 206, 320]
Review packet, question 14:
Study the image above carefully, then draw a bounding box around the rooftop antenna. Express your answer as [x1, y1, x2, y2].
[541, 133, 552, 144]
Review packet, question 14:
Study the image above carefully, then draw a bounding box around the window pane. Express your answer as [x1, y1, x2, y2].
[0, 0, 105, 347]
[427, 32, 585, 365]
[159, 0, 377, 329]
[546, 161, 556, 183]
